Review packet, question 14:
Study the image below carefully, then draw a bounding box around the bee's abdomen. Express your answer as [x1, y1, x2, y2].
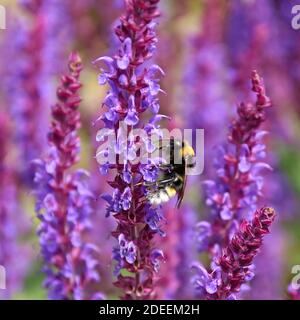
[147, 185, 178, 206]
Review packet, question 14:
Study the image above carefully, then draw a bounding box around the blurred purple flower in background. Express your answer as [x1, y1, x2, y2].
[33, 53, 104, 300]
[154, 206, 180, 300]
[2, 0, 75, 186]
[0, 113, 30, 299]
[42, 0, 73, 78]
[247, 227, 287, 300]
[4, 1, 47, 184]
[155, 205, 197, 299]
[184, 0, 231, 166]
[225, 0, 299, 129]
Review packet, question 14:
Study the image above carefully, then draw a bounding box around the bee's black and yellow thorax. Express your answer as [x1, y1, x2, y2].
[146, 139, 195, 208]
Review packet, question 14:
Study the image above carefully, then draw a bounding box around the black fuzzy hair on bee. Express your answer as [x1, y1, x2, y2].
[146, 138, 195, 208]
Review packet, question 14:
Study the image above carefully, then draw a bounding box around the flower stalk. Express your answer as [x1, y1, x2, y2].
[33, 53, 103, 300]
[95, 0, 165, 299]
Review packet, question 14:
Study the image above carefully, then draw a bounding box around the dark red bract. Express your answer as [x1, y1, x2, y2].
[215, 207, 276, 299]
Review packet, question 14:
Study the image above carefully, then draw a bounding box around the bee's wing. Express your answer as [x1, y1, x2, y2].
[176, 173, 187, 209]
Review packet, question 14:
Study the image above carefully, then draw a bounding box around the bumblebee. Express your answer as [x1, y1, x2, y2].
[146, 138, 196, 208]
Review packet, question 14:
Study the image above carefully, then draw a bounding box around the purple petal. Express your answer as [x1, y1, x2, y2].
[117, 55, 130, 70]
[238, 156, 251, 173]
[220, 206, 233, 220]
[125, 109, 139, 126]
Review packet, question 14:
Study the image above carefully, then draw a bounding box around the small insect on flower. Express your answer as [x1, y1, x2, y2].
[146, 138, 196, 208]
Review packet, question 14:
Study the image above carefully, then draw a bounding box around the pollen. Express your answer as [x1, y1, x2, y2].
[166, 186, 177, 198]
[179, 145, 195, 158]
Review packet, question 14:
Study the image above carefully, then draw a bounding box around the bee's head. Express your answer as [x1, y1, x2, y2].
[181, 141, 196, 168]
[179, 140, 195, 157]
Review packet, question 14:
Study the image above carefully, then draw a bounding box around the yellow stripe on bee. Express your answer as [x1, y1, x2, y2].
[179, 145, 195, 158]
[166, 186, 177, 198]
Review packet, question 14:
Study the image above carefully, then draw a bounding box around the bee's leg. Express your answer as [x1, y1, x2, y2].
[134, 181, 158, 187]
[155, 176, 175, 185]
[139, 142, 170, 159]
[173, 174, 184, 186]
[158, 164, 174, 170]
[135, 177, 175, 190]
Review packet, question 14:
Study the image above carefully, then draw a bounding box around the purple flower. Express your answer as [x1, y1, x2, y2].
[95, 0, 166, 300]
[145, 206, 165, 236]
[183, 0, 232, 177]
[155, 205, 197, 300]
[150, 249, 164, 273]
[0, 113, 30, 299]
[42, 0, 72, 76]
[102, 187, 132, 215]
[191, 262, 221, 296]
[192, 207, 276, 300]
[3, 0, 73, 186]
[118, 234, 137, 264]
[33, 53, 104, 300]
[4, 2, 47, 184]
[247, 227, 286, 300]
[197, 71, 272, 254]
[195, 221, 212, 252]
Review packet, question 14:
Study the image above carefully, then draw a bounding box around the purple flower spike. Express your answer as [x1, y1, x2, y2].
[193, 207, 275, 300]
[33, 53, 104, 300]
[198, 71, 272, 254]
[95, 0, 166, 300]
[193, 71, 273, 299]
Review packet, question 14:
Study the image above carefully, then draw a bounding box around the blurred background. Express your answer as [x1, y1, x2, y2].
[0, 0, 300, 299]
